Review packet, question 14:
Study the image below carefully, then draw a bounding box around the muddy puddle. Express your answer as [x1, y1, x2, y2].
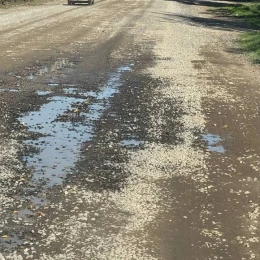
[0, 64, 135, 250]
[202, 133, 225, 153]
[20, 65, 133, 188]
[19, 65, 130, 200]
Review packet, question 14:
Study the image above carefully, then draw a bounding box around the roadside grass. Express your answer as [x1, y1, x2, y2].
[225, 3, 260, 27]
[240, 31, 260, 63]
[223, 2, 260, 63]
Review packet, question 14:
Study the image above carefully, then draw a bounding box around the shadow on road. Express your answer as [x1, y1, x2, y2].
[156, 0, 260, 62]
[164, 0, 241, 8]
[159, 0, 260, 31]
[156, 12, 257, 32]
[166, 0, 258, 5]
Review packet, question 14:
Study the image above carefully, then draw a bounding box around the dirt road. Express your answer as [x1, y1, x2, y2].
[0, 0, 260, 259]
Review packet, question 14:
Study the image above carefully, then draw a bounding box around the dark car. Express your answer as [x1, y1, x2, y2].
[68, 0, 94, 5]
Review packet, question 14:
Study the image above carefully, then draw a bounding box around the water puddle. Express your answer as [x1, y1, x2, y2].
[202, 134, 225, 153]
[47, 83, 79, 88]
[120, 139, 144, 148]
[47, 83, 59, 87]
[36, 90, 52, 96]
[0, 234, 24, 251]
[17, 208, 34, 218]
[27, 58, 75, 80]
[0, 89, 20, 93]
[19, 64, 133, 189]
[21, 96, 91, 185]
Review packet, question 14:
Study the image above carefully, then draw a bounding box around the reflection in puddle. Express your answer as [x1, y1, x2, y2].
[19, 65, 133, 189]
[47, 83, 59, 87]
[0, 89, 20, 93]
[36, 90, 52, 96]
[27, 58, 75, 80]
[63, 88, 78, 95]
[120, 139, 144, 148]
[27, 195, 47, 207]
[0, 234, 24, 250]
[202, 134, 225, 153]
[21, 96, 90, 185]
[17, 208, 33, 218]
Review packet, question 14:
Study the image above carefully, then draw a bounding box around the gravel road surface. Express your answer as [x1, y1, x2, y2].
[0, 0, 260, 259]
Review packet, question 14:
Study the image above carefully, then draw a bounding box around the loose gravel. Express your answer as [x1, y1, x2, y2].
[1, 0, 260, 259]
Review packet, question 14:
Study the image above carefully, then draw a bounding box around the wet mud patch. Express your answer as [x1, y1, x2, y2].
[0, 90, 49, 138]
[148, 94, 186, 145]
[73, 72, 167, 192]
[19, 65, 133, 186]
[25, 58, 76, 81]
[120, 138, 145, 148]
[0, 48, 177, 255]
[198, 56, 260, 258]
[194, 151, 260, 259]
[151, 176, 219, 260]
[0, 57, 80, 94]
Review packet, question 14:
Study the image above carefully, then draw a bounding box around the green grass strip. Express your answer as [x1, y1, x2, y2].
[223, 3, 260, 62]
[240, 31, 260, 63]
[225, 3, 260, 27]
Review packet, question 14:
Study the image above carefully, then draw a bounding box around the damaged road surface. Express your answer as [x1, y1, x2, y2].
[1, 0, 260, 259]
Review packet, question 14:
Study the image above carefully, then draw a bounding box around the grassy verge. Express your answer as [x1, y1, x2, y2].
[240, 31, 260, 63]
[224, 3, 260, 63]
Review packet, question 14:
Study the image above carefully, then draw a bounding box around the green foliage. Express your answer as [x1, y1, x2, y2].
[223, 3, 260, 62]
[224, 3, 260, 27]
[240, 32, 260, 63]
